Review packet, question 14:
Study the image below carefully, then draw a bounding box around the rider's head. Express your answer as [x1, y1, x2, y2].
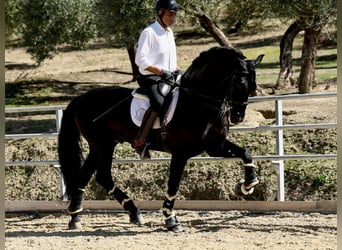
[156, 0, 178, 13]
[155, 0, 178, 29]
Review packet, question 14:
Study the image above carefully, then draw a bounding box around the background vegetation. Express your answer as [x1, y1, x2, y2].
[5, 0, 337, 202]
[5, 0, 336, 92]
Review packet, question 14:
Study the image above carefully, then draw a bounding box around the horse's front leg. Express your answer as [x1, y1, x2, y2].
[162, 155, 188, 232]
[223, 139, 259, 190]
[225, 140, 259, 196]
[206, 139, 259, 196]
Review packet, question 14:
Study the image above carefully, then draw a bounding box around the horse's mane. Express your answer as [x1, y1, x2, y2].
[181, 46, 247, 84]
[191, 46, 245, 67]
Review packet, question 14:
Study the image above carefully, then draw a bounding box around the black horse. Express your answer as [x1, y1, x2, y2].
[58, 46, 264, 232]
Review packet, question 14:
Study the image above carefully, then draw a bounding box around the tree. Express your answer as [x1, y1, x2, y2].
[275, 21, 303, 89]
[20, 0, 97, 64]
[178, 0, 231, 46]
[295, 0, 336, 93]
[5, 0, 23, 43]
[95, 0, 155, 81]
[96, 0, 227, 80]
[195, 13, 232, 47]
[273, 0, 336, 93]
[222, 0, 273, 34]
[219, 0, 336, 94]
[13, 0, 227, 78]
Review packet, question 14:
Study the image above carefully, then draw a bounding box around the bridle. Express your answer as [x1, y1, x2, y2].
[179, 70, 250, 113]
[224, 71, 250, 106]
[192, 70, 250, 141]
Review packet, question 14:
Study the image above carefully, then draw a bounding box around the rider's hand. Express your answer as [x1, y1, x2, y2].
[173, 69, 183, 76]
[161, 69, 175, 86]
[173, 69, 183, 85]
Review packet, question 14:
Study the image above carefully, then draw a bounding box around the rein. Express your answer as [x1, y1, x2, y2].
[179, 71, 242, 112]
[180, 85, 226, 111]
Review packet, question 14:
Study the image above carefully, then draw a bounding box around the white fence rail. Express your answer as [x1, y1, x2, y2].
[5, 92, 337, 201]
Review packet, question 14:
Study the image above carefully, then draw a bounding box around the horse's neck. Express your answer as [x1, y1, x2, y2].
[182, 64, 208, 85]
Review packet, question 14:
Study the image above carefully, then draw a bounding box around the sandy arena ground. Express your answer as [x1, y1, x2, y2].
[5, 210, 337, 250]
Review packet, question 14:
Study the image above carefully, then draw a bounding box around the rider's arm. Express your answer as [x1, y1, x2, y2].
[144, 65, 163, 76]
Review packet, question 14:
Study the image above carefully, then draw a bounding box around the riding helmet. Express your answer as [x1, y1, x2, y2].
[156, 0, 179, 13]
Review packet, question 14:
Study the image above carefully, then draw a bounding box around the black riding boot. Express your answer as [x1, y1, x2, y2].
[132, 108, 158, 159]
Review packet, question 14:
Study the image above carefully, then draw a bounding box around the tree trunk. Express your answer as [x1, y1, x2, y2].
[195, 13, 232, 47]
[127, 46, 139, 82]
[276, 21, 302, 89]
[298, 28, 321, 94]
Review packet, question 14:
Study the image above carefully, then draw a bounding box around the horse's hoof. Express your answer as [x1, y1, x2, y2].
[234, 179, 255, 197]
[244, 178, 259, 190]
[68, 190, 84, 214]
[67, 207, 83, 214]
[68, 221, 82, 230]
[244, 165, 259, 189]
[68, 199, 83, 214]
[241, 182, 255, 195]
[169, 224, 184, 232]
[130, 212, 145, 225]
[165, 216, 184, 232]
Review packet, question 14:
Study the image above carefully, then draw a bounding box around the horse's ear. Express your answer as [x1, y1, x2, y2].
[254, 54, 264, 66]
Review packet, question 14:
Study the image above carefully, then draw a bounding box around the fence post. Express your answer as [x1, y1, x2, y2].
[55, 109, 67, 201]
[273, 100, 285, 201]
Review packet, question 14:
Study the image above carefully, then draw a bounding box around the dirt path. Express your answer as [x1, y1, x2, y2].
[5, 210, 337, 250]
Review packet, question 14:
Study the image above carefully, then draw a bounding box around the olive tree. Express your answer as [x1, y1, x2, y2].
[96, 0, 225, 80]
[5, 0, 22, 43]
[20, 0, 97, 64]
[222, 0, 274, 33]
[95, 0, 155, 81]
[10, 0, 226, 77]
[290, 0, 335, 93]
[221, 0, 336, 93]
[178, 0, 231, 46]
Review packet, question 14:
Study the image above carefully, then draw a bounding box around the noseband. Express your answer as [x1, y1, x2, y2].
[224, 72, 250, 106]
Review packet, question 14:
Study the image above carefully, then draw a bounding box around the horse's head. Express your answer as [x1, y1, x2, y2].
[228, 54, 264, 124]
[181, 46, 263, 124]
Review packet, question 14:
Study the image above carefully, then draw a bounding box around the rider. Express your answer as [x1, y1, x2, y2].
[133, 0, 180, 159]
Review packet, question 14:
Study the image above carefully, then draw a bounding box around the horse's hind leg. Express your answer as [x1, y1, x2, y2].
[93, 142, 144, 225]
[67, 150, 97, 229]
[108, 186, 144, 225]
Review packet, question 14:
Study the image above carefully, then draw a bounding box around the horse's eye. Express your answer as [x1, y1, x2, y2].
[237, 76, 248, 90]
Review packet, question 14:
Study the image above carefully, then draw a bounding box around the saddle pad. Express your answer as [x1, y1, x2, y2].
[130, 88, 179, 129]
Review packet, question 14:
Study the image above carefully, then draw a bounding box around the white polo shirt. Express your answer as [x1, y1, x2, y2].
[135, 21, 177, 75]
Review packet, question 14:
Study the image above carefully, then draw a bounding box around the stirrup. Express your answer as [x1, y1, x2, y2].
[133, 140, 151, 160]
[139, 143, 150, 160]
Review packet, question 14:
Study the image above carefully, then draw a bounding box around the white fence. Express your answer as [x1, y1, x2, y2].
[5, 92, 337, 201]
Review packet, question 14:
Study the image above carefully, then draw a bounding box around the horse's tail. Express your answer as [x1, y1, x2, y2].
[58, 102, 83, 198]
